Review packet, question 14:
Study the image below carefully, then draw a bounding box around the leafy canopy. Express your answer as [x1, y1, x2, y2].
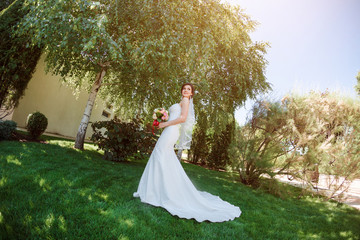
[0, 0, 42, 110]
[19, 0, 269, 126]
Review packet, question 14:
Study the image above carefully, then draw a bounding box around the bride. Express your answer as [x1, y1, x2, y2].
[133, 83, 241, 222]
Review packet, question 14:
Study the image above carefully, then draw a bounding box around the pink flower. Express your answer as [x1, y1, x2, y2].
[163, 112, 168, 120]
[152, 107, 169, 122]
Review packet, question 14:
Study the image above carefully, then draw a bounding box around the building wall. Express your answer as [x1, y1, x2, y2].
[11, 55, 114, 139]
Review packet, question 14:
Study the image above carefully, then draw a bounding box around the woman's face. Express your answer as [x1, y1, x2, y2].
[182, 85, 193, 98]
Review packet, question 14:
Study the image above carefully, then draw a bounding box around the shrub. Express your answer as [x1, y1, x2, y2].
[282, 91, 360, 199]
[91, 117, 157, 162]
[0, 120, 16, 140]
[229, 100, 288, 187]
[189, 115, 234, 170]
[26, 111, 48, 139]
[230, 92, 360, 200]
[207, 123, 233, 169]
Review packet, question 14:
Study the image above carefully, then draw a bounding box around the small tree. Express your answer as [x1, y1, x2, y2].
[230, 100, 289, 186]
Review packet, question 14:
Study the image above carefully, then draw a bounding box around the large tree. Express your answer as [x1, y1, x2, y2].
[0, 0, 42, 117]
[18, 0, 269, 149]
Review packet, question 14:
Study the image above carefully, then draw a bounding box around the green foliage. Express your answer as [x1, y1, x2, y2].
[0, 0, 14, 11]
[91, 117, 157, 162]
[18, 0, 270, 138]
[1, 140, 360, 239]
[230, 100, 288, 186]
[26, 111, 48, 139]
[207, 123, 234, 169]
[189, 111, 210, 165]
[189, 114, 234, 170]
[230, 91, 360, 199]
[282, 91, 360, 199]
[0, 0, 42, 109]
[101, 0, 270, 123]
[0, 120, 16, 140]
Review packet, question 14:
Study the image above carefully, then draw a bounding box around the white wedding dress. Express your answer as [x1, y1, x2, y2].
[133, 103, 241, 222]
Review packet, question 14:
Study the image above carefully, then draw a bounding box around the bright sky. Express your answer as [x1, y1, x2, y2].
[224, 0, 360, 125]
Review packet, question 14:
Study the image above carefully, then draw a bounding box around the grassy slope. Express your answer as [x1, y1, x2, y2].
[0, 139, 359, 240]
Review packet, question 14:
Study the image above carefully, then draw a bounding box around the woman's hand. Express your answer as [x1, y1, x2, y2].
[158, 122, 167, 129]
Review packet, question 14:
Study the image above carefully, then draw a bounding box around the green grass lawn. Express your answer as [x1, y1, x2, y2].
[1, 138, 359, 240]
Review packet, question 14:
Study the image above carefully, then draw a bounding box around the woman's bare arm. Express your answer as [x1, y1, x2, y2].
[158, 98, 190, 128]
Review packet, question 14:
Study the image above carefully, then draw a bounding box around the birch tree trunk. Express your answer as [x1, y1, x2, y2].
[74, 68, 106, 150]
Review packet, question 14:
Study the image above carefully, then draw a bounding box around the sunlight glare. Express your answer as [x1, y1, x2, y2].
[119, 218, 134, 228]
[24, 214, 32, 224]
[99, 209, 109, 216]
[39, 178, 46, 187]
[0, 177, 7, 187]
[6, 157, 22, 166]
[37, 177, 52, 192]
[45, 213, 55, 229]
[118, 236, 129, 240]
[95, 192, 109, 201]
[58, 215, 67, 232]
[340, 231, 353, 238]
[124, 219, 133, 227]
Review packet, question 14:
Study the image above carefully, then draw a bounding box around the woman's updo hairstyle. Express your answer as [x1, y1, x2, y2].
[181, 83, 195, 99]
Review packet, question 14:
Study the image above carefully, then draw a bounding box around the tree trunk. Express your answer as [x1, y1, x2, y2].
[74, 69, 106, 150]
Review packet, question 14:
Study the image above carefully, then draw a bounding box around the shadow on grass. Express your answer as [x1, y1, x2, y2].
[178, 161, 360, 240]
[0, 141, 140, 239]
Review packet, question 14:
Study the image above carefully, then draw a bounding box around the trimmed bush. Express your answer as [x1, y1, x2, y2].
[26, 111, 48, 139]
[0, 120, 16, 140]
[91, 117, 157, 162]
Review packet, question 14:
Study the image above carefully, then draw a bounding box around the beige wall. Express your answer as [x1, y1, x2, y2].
[12, 55, 115, 139]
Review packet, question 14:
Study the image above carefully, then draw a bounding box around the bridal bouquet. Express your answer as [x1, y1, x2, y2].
[152, 108, 169, 134]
